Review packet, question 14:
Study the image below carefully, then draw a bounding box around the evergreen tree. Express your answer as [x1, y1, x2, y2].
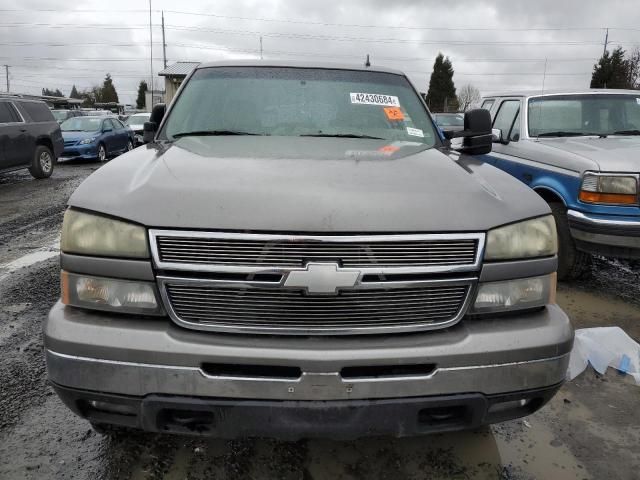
[69, 85, 80, 99]
[41, 88, 64, 97]
[100, 73, 119, 103]
[426, 53, 458, 112]
[590, 47, 632, 89]
[136, 80, 148, 109]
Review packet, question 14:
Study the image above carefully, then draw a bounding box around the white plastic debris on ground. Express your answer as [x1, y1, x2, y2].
[568, 327, 640, 384]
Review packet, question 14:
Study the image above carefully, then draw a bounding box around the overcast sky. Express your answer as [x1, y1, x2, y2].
[1, 0, 639, 104]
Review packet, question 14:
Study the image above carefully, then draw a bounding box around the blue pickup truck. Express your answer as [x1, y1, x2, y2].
[480, 90, 640, 279]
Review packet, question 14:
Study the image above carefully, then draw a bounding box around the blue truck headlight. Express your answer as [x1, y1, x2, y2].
[79, 137, 98, 145]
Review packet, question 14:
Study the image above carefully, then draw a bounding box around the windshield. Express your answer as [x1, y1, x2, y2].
[161, 67, 438, 145]
[51, 110, 69, 121]
[435, 114, 464, 127]
[61, 117, 103, 132]
[125, 113, 150, 125]
[528, 94, 640, 137]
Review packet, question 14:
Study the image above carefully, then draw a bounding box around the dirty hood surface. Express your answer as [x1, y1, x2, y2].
[68, 136, 548, 232]
[540, 136, 640, 172]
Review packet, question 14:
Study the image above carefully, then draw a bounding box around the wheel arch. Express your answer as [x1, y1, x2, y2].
[533, 186, 567, 206]
[35, 136, 54, 152]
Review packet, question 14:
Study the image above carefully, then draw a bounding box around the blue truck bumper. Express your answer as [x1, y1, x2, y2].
[568, 210, 640, 259]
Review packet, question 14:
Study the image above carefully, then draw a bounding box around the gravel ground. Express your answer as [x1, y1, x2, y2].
[0, 161, 639, 480]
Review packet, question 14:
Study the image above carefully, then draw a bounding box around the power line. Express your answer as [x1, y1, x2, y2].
[2, 7, 639, 33]
[10, 65, 149, 74]
[0, 56, 165, 62]
[163, 24, 640, 47]
[0, 22, 149, 29]
[1, 22, 638, 47]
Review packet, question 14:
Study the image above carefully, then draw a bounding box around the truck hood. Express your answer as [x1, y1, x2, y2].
[68, 136, 548, 232]
[539, 136, 640, 172]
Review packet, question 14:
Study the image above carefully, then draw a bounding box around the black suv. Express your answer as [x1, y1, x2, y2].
[0, 97, 64, 179]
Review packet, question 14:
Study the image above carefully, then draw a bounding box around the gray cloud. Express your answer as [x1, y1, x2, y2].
[1, 0, 639, 104]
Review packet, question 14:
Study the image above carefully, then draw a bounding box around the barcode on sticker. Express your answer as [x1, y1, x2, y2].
[350, 93, 400, 107]
[406, 127, 424, 138]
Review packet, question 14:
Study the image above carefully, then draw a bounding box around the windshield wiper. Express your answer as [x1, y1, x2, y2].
[300, 133, 385, 140]
[172, 130, 264, 138]
[537, 131, 591, 138]
[611, 129, 640, 136]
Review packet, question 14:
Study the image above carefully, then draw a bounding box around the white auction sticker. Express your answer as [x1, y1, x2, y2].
[406, 127, 424, 138]
[636, 98, 640, 105]
[350, 92, 400, 107]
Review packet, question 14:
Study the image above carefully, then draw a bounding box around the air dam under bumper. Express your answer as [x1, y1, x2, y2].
[568, 209, 640, 259]
[52, 383, 562, 440]
[45, 302, 572, 438]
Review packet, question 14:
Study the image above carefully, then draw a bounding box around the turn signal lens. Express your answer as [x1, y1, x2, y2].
[471, 274, 554, 314]
[578, 191, 637, 205]
[61, 271, 163, 315]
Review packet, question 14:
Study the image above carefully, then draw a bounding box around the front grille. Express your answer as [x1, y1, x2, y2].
[155, 235, 479, 268]
[163, 282, 471, 334]
[153, 231, 484, 335]
[63, 140, 77, 147]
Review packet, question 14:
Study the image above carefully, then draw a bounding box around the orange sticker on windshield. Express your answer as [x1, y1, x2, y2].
[384, 107, 404, 121]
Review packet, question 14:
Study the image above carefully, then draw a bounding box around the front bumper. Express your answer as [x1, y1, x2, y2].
[52, 383, 562, 440]
[568, 209, 640, 259]
[60, 143, 98, 160]
[45, 302, 572, 437]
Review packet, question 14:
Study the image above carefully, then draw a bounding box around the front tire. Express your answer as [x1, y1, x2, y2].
[97, 143, 107, 162]
[549, 202, 591, 280]
[126, 139, 133, 151]
[28, 145, 54, 179]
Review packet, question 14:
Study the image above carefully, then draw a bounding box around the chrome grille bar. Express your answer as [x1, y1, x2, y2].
[150, 231, 485, 274]
[158, 276, 476, 335]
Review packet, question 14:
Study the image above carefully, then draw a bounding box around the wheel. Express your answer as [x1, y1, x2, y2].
[549, 202, 592, 280]
[28, 145, 54, 179]
[97, 143, 107, 162]
[126, 139, 133, 151]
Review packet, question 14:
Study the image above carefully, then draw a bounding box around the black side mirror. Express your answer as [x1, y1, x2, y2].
[446, 109, 492, 155]
[143, 103, 166, 144]
[142, 122, 156, 144]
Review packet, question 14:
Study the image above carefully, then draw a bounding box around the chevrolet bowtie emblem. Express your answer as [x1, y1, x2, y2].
[284, 262, 360, 294]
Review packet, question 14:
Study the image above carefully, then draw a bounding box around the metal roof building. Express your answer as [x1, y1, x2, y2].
[158, 62, 200, 103]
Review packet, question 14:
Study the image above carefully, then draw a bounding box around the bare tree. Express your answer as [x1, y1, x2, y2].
[457, 84, 481, 112]
[627, 48, 640, 89]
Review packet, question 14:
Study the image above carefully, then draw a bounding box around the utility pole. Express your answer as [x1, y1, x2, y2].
[162, 11, 167, 69]
[3, 65, 8, 92]
[149, 0, 154, 107]
[603, 27, 609, 56]
[259, 36, 263, 60]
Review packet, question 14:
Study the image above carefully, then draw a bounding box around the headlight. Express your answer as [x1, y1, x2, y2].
[61, 209, 149, 258]
[79, 137, 97, 145]
[485, 216, 557, 260]
[579, 172, 638, 205]
[61, 271, 163, 315]
[470, 274, 556, 314]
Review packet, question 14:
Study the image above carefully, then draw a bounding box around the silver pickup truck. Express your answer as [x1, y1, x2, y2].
[45, 61, 572, 440]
